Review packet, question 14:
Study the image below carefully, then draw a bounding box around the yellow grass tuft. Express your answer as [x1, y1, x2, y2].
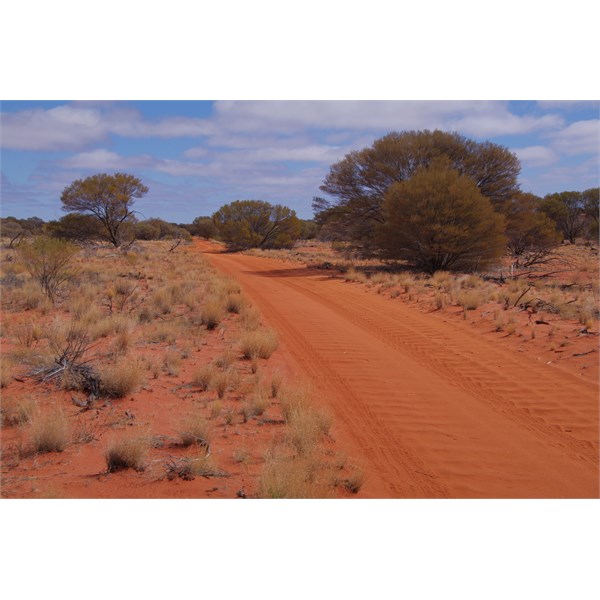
[239, 328, 279, 359]
[105, 436, 149, 472]
[30, 409, 70, 453]
[100, 360, 145, 398]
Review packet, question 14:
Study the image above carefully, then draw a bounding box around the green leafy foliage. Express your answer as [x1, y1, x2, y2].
[541, 190, 588, 243]
[378, 167, 506, 273]
[60, 172, 148, 247]
[315, 129, 520, 250]
[17, 235, 79, 301]
[504, 193, 561, 266]
[212, 200, 301, 250]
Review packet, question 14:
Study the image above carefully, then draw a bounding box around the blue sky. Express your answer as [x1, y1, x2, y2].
[1, 100, 598, 222]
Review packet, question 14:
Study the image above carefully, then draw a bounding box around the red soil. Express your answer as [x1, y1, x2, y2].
[197, 240, 599, 498]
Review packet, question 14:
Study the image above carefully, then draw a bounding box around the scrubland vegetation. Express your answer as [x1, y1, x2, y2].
[0, 235, 360, 498]
[1, 128, 598, 498]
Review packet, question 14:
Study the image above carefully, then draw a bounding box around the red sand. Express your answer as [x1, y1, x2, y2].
[197, 240, 599, 498]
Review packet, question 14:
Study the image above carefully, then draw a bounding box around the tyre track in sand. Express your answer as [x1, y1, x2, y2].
[196, 241, 599, 498]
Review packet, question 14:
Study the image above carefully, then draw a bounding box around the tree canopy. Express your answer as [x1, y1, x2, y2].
[378, 167, 506, 273]
[503, 192, 561, 267]
[60, 172, 148, 247]
[314, 130, 520, 250]
[212, 200, 301, 250]
[540, 190, 590, 243]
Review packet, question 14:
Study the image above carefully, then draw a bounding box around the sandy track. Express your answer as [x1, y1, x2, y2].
[197, 241, 599, 498]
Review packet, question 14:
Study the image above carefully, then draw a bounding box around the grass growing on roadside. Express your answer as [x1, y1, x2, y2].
[239, 328, 279, 359]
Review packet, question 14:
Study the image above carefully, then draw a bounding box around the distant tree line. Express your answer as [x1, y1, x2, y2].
[2, 139, 598, 275]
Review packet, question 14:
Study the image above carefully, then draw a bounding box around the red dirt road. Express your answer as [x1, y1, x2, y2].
[197, 241, 599, 498]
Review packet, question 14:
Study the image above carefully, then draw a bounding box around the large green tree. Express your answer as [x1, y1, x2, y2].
[378, 167, 506, 273]
[314, 130, 520, 250]
[212, 200, 301, 250]
[60, 172, 148, 247]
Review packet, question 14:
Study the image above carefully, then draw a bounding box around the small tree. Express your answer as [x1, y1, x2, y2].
[504, 193, 561, 267]
[45, 213, 102, 243]
[540, 190, 587, 243]
[192, 216, 218, 239]
[582, 187, 599, 240]
[212, 200, 301, 251]
[1, 217, 26, 248]
[60, 172, 148, 247]
[17, 236, 79, 302]
[379, 167, 506, 273]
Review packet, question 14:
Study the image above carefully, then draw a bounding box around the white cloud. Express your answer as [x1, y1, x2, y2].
[512, 145, 559, 167]
[0, 106, 108, 150]
[59, 149, 154, 170]
[0, 104, 213, 151]
[549, 119, 599, 155]
[536, 100, 599, 110]
[212, 100, 564, 138]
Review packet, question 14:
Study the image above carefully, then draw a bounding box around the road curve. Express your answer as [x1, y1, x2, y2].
[195, 241, 599, 498]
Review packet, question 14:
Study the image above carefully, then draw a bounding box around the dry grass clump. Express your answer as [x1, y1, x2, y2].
[434, 292, 448, 309]
[175, 412, 213, 447]
[225, 293, 246, 314]
[105, 436, 149, 472]
[240, 388, 270, 422]
[1, 396, 36, 427]
[239, 328, 279, 359]
[201, 300, 224, 330]
[455, 289, 483, 311]
[162, 348, 182, 376]
[192, 364, 215, 391]
[270, 371, 283, 398]
[91, 314, 134, 339]
[285, 406, 332, 456]
[30, 409, 70, 453]
[257, 451, 334, 499]
[149, 286, 173, 315]
[110, 329, 135, 356]
[99, 360, 145, 398]
[431, 270, 452, 289]
[344, 267, 368, 284]
[190, 453, 227, 477]
[210, 368, 238, 399]
[279, 384, 332, 455]
[335, 467, 366, 494]
[1, 358, 15, 388]
[14, 322, 43, 349]
[145, 321, 179, 344]
[213, 350, 236, 370]
[232, 447, 251, 464]
[239, 305, 261, 331]
[11, 281, 53, 312]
